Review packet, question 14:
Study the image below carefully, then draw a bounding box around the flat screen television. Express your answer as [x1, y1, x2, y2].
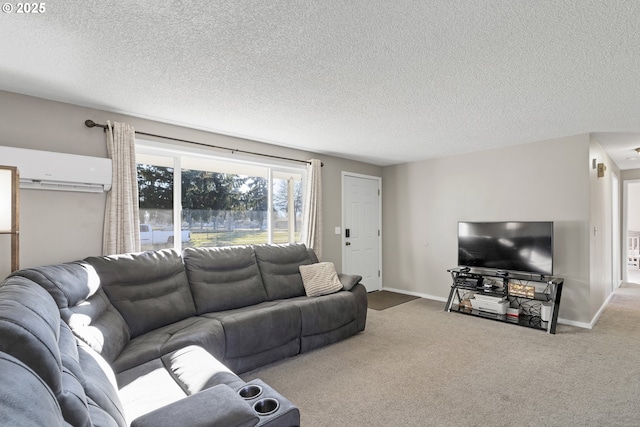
[458, 221, 554, 276]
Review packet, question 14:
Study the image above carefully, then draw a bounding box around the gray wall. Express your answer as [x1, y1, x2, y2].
[0, 90, 382, 278]
[1, 89, 623, 326]
[382, 134, 594, 324]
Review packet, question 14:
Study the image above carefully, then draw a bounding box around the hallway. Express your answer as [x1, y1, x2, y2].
[628, 267, 640, 284]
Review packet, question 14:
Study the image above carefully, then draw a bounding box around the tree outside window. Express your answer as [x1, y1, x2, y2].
[136, 154, 303, 250]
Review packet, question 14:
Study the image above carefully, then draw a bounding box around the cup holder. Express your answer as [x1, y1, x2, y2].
[238, 384, 263, 400]
[253, 398, 279, 416]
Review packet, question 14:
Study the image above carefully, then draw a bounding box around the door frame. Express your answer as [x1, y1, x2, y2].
[623, 178, 640, 283]
[612, 172, 620, 290]
[341, 171, 382, 292]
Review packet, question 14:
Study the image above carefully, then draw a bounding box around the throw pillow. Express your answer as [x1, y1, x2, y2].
[299, 262, 344, 297]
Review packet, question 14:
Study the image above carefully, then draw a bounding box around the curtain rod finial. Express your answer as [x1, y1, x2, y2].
[85, 119, 108, 132]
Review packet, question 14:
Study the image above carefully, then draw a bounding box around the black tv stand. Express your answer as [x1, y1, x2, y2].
[445, 267, 563, 334]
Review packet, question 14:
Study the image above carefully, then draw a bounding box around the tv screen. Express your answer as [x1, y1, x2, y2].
[458, 221, 553, 276]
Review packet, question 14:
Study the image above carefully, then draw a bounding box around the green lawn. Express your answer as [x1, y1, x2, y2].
[187, 230, 299, 247]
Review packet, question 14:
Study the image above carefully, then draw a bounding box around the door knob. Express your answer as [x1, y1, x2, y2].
[345, 241, 351, 246]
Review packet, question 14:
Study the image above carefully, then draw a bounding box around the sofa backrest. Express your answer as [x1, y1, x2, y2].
[254, 243, 313, 300]
[84, 249, 196, 338]
[183, 246, 268, 313]
[307, 247, 320, 263]
[0, 276, 62, 391]
[57, 320, 94, 427]
[13, 261, 131, 364]
[0, 351, 65, 427]
[0, 275, 127, 427]
[77, 340, 128, 427]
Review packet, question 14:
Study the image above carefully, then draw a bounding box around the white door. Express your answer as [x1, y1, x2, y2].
[342, 173, 381, 292]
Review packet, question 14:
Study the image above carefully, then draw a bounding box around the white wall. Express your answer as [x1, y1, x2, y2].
[0, 90, 382, 278]
[382, 134, 593, 324]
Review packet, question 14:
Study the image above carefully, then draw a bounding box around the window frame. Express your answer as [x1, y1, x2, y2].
[135, 139, 306, 251]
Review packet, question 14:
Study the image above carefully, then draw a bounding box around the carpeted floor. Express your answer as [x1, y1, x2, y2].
[242, 283, 640, 426]
[367, 290, 419, 310]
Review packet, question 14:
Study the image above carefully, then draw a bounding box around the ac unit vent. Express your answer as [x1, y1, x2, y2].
[0, 146, 112, 193]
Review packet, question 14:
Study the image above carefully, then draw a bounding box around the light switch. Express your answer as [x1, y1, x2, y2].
[335, 227, 341, 235]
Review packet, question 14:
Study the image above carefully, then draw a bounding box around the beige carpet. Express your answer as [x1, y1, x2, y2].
[367, 290, 419, 310]
[242, 284, 640, 426]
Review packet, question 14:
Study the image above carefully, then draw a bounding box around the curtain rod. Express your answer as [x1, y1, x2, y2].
[84, 120, 322, 167]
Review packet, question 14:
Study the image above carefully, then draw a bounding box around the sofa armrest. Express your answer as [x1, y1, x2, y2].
[130, 384, 258, 427]
[338, 273, 362, 291]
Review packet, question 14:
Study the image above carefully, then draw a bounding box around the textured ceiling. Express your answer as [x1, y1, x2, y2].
[1, 1, 640, 166]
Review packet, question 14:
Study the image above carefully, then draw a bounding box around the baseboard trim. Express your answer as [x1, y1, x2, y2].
[556, 318, 591, 329]
[574, 291, 615, 330]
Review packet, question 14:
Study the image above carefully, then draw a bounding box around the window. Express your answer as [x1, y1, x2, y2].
[136, 142, 304, 251]
[272, 172, 303, 243]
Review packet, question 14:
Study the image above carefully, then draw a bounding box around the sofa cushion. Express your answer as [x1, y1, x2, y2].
[300, 320, 358, 354]
[78, 342, 127, 427]
[288, 291, 360, 353]
[86, 398, 123, 427]
[59, 366, 92, 427]
[299, 262, 344, 297]
[254, 243, 312, 300]
[289, 291, 358, 337]
[14, 262, 131, 363]
[58, 322, 92, 427]
[205, 301, 301, 359]
[116, 358, 188, 423]
[160, 345, 245, 395]
[85, 249, 196, 338]
[0, 351, 65, 427]
[204, 301, 301, 372]
[65, 287, 131, 363]
[225, 338, 302, 375]
[183, 246, 267, 313]
[11, 261, 97, 309]
[59, 321, 85, 381]
[111, 316, 225, 374]
[0, 276, 63, 394]
[307, 247, 320, 263]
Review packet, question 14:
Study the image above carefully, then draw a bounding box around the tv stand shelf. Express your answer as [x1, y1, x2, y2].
[445, 267, 563, 334]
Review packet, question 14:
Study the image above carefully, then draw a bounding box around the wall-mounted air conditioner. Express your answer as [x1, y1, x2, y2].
[0, 146, 112, 193]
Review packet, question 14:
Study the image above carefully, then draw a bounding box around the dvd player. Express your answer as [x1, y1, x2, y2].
[455, 275, 483, 287]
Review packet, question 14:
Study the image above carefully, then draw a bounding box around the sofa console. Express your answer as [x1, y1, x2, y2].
[0, 243, 367, 426]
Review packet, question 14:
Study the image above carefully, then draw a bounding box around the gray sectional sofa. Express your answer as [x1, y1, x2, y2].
[0, 243, 367, 426]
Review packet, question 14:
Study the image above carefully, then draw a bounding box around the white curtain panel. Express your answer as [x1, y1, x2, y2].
[103, 121, 140, 255]
[302, 159, 322, 259]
